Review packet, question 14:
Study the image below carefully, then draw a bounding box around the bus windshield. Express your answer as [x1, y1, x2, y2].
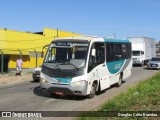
[44, 41, 89, 70]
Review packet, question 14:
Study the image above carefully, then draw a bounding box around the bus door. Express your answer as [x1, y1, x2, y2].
[87, 42, 110, 91]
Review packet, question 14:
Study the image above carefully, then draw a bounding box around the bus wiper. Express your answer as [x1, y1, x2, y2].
[47, 60, 61, 71]
[54, 63, 61, 71]
[64, 62, 79, 70]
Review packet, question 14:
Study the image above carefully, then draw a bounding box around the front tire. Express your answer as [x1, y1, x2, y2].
[141, 61, 144, 66]
[88, 83, 96, 99]
[116, 75, 122, 87]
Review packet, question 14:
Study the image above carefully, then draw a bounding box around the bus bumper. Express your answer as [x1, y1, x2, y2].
[40, 81, 88, 96]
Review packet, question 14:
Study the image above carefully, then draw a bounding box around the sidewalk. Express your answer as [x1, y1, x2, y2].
[0, 71, 32, 85]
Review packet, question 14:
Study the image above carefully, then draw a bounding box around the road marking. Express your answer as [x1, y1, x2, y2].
[45, 99, 56, 103]
[8, 87, 15, 90]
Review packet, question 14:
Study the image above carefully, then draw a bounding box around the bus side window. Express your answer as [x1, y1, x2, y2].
[106, 43, 114, 62]
[127, 43, 132, 59]
[106, 42, 131, 62]
[122, 44, 127, 59]
[106, 43, 110, 61]
[88, 42, 105, 73]
[88, 47, 95, 73]
[114, 44, 122, 60]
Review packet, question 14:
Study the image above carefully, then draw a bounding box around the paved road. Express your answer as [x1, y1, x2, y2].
[0, 66, 159, 119]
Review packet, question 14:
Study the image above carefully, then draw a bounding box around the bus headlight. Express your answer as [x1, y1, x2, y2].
[40, 78, 49, 83]
[71, 80, 86, 86]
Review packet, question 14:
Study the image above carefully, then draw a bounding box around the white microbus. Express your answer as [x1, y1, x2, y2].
[40, 36, 132, 98]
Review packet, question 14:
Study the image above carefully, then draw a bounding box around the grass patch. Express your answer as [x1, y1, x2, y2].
[77, 72, 160, 120]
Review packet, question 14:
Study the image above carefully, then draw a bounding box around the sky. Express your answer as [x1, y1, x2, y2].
[0, 0, 160, 40]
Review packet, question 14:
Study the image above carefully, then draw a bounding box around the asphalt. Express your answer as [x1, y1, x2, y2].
[0, 66, 159, 120]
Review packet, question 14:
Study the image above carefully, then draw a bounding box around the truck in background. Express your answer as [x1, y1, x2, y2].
[128, 37, 156, 66]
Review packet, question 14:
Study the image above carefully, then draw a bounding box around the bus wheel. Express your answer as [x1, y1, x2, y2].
[88, 83, 96, 99]
[141, 61, 144, 66]
[116, 75, 122, 87]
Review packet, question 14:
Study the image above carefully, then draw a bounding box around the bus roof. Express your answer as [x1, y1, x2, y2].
[54, 36, 97, 41]
[54, 36, 129, 43]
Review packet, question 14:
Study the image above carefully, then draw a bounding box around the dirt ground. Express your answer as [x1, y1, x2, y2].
[0, 71, 32, 85]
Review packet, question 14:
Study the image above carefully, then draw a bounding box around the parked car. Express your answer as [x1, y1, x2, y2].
[32, 67, 41, 81]
[147, 57, 160, 69]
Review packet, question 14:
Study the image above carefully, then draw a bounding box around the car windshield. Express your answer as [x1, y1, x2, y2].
[44, 41, 89, 70]
[151, 57, 160, 61]
[132, 51, 140, 56]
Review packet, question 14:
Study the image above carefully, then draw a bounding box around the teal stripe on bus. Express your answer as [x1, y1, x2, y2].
[55, 78, 72, 84]
[106, 60, 125, 74]
[104, 38, 129, 43]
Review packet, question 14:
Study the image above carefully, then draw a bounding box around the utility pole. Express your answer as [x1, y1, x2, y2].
[0, 50, 3, 74]
[57, 28, 59, 38]
[114, 33, 116, 38]
[18, 49, 22, 59]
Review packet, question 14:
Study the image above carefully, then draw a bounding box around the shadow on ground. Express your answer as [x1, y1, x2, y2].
[133, 64, 144, 67]
[33, 86, 87, 101]
[32, 80, 126, 101]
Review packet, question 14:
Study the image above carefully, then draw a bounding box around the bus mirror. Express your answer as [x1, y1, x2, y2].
[92, 49, 96, 56]
[41, 51, 44, 58]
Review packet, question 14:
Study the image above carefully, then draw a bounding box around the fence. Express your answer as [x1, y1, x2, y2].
[0, 49, 43, 74]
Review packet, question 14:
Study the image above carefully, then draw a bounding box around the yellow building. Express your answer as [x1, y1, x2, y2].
[0, 28, 81, 72]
